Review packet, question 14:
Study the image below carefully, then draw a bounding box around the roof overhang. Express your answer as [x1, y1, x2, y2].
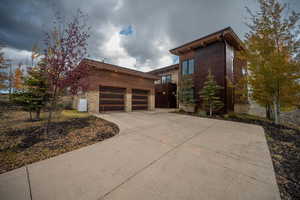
[170, 27, 245, 56]
[147, 64, 179, 75]
[81, 58, 160, 80]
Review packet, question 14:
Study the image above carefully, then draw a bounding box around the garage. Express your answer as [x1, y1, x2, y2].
[74, 58, 157, 113]
[99, 86, 126, 111]
[132, 89, 149, 110]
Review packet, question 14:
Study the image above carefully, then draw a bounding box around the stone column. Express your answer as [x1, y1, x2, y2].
[125, 88, 132, 112]
[148, 89, 155, 111]
[87, 90, 99, 114]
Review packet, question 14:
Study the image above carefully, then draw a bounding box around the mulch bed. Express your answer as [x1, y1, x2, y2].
[0, 116, 119, 174]
[175, 111, 300, 200]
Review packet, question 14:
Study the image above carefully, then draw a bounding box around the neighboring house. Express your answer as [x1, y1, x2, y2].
[73, 58, 158, 113]
[74, 27, 247, 113]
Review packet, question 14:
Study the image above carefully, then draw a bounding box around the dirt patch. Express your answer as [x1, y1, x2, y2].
[0, 104, 119, 174]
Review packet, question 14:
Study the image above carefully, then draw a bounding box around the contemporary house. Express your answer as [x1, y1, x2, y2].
[74, 27, 246, 113]
[151, 27, 246, 113]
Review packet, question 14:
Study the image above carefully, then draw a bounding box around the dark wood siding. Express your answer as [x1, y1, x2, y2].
[225, 42, 234, 112]
[132, 89, 149, 110]
[193, 41, 227, 112]
[99, 86, 125, 111]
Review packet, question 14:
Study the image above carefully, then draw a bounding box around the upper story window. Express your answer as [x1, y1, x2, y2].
[154, 79, 161, 84]
[182, 59, 194, 75]
[161, 74, 172, 83]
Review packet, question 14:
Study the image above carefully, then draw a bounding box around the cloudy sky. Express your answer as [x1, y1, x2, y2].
[0, 0, 299, 72]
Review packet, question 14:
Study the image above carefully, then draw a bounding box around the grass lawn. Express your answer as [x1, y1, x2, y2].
[0, 101, 119, 174]
[175, 111, 300, 200]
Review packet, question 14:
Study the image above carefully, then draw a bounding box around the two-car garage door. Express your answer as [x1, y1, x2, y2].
[99, 86, 149, 112]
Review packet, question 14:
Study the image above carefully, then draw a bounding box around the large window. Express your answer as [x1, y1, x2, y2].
[182, 59, 194, 75]
[161, 74, 172, 83]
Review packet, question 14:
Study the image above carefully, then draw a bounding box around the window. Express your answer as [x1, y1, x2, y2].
[182, 61, 188, 75]
[188, 59, 194, 74]
[162, 74, 172, 83]
[182, 59, 194, 75]
[154, 79, 161, 84]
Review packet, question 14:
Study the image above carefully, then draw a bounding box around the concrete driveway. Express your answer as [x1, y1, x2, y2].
[0, 111, 280, 200]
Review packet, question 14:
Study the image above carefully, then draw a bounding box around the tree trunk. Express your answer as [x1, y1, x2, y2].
[273, 99, 279, 124]
[273, 95, 280, 124]
[46, 84, 58, 134]
[36, 109, 41, 121]
[266, 104, 272, 120]
[266, 104, 275, 121]
[266, 104, 270, 120]
[46, 102, 54, 134]
[29, 111, 32, 121]
[209, 104, 212, 117]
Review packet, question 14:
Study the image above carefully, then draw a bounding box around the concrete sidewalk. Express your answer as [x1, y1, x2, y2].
[0, 111, 281, 200]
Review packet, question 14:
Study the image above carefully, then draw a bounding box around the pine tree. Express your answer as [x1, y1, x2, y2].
[244, 0, 300, 124]
[178, 77, 195, 106]
[199, 70, 224, 117]
[12, 61, 50, 120]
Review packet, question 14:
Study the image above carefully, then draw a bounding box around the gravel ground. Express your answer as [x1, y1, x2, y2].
[281, 109, 300, 128]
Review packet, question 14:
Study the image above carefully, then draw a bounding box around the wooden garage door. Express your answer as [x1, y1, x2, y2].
[99, 86, 125, 112]
[132, 89, 149, 110]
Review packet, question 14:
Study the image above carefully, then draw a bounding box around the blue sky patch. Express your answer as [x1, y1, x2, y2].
[172, 56, 179, 64]
[120, 25, 133, 35]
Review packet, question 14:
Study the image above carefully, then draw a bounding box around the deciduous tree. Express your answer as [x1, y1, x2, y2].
[244, 0, 300, 123]
[43, 10, 90, 132]
[13, 65, 23, 91]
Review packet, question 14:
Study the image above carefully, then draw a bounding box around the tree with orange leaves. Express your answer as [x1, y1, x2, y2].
[13, 65, 23, 91]
[244, 0, 300, 123]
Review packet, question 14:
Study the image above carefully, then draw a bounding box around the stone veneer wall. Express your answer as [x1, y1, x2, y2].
[125, 88, 132, 112]
[87, 90, 99, 114]
[148, 93, 155, 110]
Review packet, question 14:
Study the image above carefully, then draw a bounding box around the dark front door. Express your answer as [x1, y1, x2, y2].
[155, 83, 177, 108]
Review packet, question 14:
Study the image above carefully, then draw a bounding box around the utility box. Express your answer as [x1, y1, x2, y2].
[78, 98, 87, 112]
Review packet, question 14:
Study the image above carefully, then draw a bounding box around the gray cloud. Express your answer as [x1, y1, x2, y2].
[0, 0, 299, 70]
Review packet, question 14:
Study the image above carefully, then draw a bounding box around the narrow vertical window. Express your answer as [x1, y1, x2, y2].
[182, 59, 194, 75]
[182, 60, 188, 75]
[189, 59, 194, 74]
